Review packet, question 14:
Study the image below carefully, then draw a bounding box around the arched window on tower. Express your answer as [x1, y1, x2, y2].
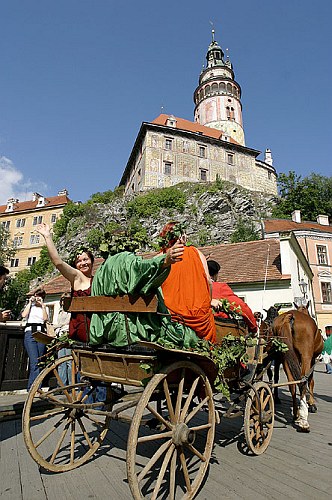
[219, 82, 226, 93]
[227, 83, 232, 93]
[212, 83, 218, 94]
[205, 85, 211, 96]
[230, 107, 235, 120]
[226, 106, 231, 120]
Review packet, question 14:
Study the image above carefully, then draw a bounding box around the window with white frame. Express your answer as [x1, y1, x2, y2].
[27, 256, 37, 266]
[33, 215, 43, 225]
[200, 169, 207, 181]
[317, 245, 328, 265]
[227, 153, 234, 165]
[51, 214, 57, 223]
[2, 221, 10, 229]
[13, 236, 23, 247]
[164, 162, 172, 175]
[30, 234, 40, 245]
[165, 138, 173, 151]
[16, 218, 26, 228]
[199, 146, 206, 158]
[10, 258, 19, 267]
[321, 282, 332, 303]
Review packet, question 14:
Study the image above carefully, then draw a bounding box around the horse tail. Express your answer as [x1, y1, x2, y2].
[273, 313, 302, 383]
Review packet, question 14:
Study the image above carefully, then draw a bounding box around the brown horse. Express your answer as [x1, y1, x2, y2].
[272, 303, 324, 431]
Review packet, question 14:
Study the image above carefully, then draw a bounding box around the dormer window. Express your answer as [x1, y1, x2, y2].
[37, 196, 45, 207]
[166, 116, 177, 128]
[5, 198, 18, 212]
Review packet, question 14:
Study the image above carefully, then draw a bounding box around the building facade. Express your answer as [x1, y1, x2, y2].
[120, 33, 277, 197]
[263, 211, 332, 335]
[0, 190, 70, 274]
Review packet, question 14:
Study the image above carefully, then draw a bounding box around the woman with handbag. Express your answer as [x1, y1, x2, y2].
[22, 288, 49, 389]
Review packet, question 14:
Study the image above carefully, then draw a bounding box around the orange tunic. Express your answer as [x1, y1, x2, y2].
[161, 246, 216, 343]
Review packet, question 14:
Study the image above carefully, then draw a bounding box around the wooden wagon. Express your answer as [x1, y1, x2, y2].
[23, 294, 274, 499]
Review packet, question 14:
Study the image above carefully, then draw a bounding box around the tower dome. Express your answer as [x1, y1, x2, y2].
[193, 31, 245, 146]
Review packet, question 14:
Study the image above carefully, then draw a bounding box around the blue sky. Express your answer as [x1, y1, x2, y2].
[0, 0, 331, 204]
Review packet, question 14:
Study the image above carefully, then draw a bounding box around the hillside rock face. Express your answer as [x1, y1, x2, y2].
[56, 182, 276, 259]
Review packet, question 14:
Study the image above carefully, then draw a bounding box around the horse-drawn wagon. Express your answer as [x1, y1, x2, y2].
[23, 294, 275, 499]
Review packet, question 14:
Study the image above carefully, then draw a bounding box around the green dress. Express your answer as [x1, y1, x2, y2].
[89, 251, 199, 348]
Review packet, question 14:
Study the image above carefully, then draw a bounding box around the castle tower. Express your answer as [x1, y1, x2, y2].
[194, 31, 245, 146]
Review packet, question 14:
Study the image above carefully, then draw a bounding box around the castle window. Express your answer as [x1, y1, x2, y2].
[164, 162, 172, 175]
[30, 234, 40, 245]
[199, 146, 206, 158]
[16, 218, 26, 228]
[219, 82, 226, 93]
[317, 245, 328, 265]
[165, 138, 173, 151]
[268, 171, 272, 180]
[321, 282, 332, 303]
[13, 236, 23, 247]
[10, 258, 19, 268]
[200, 169, 207, 181]
[227, 153, 234, 165]
[51, 214, 57, 223]
[204, 85, 210, 96]
[27, 256, 37, 266]
[212, 83, 218, 94]
[33, 216, 43, 225]
[226, 106, 231, 119]
[2, 221, 10, 229]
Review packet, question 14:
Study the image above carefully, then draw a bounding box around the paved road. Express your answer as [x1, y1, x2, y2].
[1, 365, 331, 499]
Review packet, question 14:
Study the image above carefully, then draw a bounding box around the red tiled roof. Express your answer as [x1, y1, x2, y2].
[152, 114, 239, 145]
[0, 195, 70, 215]
[199, 239, 287, 284]
[264, 219, 332, 235]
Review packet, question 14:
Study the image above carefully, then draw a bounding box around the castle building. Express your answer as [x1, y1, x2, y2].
[0, 189, 70, 274]
[120, 32, 277, 196]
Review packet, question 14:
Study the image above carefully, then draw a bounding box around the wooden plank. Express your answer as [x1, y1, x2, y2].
[0, 420, 23, 499]
[64, 294, 158, 313]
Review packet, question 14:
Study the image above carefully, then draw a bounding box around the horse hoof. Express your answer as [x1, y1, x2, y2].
[296, 425, 310, 433]
[308, 404, 317, 413]
[294, 418, 310, 432]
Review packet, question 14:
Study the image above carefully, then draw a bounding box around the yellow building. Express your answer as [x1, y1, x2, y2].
[0, 189, 70, 274]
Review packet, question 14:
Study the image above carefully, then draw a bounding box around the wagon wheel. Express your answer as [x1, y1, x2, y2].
[23, 355, 111, 472]
[127, 360, 215, 500]
[244, 381, 274, 455]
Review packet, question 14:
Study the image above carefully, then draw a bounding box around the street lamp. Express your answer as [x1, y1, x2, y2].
[298, 279, 308, 297]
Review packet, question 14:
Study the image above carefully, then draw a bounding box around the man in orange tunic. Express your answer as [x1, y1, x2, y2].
[159, 223, 216, 343]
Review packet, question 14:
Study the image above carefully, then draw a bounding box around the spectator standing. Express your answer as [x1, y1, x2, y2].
[21, 288, 48, 389]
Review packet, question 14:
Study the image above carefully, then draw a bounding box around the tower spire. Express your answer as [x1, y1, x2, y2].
[193, 33, 245, 146]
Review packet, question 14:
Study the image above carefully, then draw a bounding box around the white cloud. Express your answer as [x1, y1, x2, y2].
[0, 156, 47, 205]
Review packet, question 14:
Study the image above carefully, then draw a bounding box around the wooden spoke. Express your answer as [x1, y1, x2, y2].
[30, 409, 66, 421]
[262, 393, 271, 410]
[174, 369, 185, 421]
[146, 403, 172, 431]
[179, 448, 192, 493]
[180, 376, 200, 421]
[151, 444, 175, 500]
[185, 443, 206, 462]
[50, 420, 71, 464]
[35, 414, 67, 448]
[244, 381, 274, 455]
[189, 423, 212, 432]
[84, 414, 106, 427]
[137, 430, 173, 444]
[185, 396, 209, 423]
[70, 421, 75, 464]
[77, 417, 93, 449]
[53, 368, 72, 403]
[163, 378, 175, 423]
[169, 446, 177, 500]
[137, 439, 172, 483]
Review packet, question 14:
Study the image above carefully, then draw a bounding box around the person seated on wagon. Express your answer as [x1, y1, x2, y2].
[158, 222, 216, 343]
[207, 260, 257, 334]
[88, 227, 201, 348]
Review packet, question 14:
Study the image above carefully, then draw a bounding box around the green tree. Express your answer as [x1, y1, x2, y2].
[0, 225, 15, 265]
[230, 218, 260, 243]
[272, 171, 332, 220]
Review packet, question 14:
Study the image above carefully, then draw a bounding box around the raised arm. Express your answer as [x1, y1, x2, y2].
[37, 223, 79, 286]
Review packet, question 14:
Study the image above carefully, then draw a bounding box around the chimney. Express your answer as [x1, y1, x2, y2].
[292, 210, 301, 223]
[317, 215, 329, 226]
[264, 148, 273, 166]
[166, 115, 177, 128]
[58, 188, 69, 197]
[32, 192, 42, 202]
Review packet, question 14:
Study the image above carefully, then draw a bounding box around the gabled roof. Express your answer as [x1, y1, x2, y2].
[0, 194, 70, 215]
[199, 239, 287, 284]
[152, 114, 239, 144]
[264, 218, 332, 235]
